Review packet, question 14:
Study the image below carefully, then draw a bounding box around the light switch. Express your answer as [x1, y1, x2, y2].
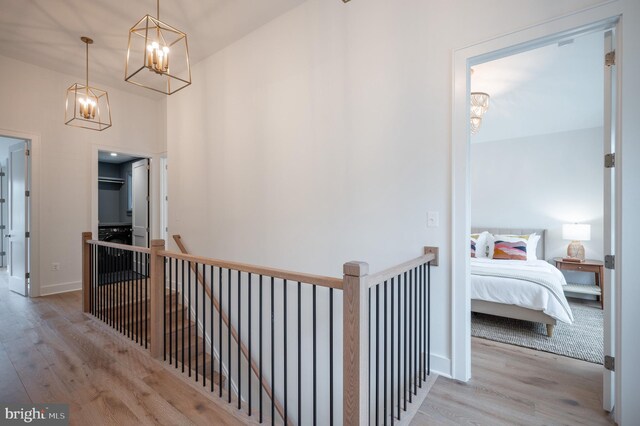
[427, 211, 439, 228]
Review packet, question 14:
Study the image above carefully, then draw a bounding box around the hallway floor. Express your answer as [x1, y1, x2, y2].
[0, 276, 246, 425]
[413, 338, 615, 425]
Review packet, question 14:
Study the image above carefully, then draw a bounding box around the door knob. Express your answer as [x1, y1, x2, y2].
[4, 234, 11, 238]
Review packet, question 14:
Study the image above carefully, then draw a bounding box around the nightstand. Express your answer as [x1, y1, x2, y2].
[554, 258, 604, 309]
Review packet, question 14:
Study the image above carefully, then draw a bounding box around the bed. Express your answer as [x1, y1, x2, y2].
[470, 227, 574, 337]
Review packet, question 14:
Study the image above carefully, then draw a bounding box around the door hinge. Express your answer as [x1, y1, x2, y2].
[165, 195, 168, 201]
[0, 251, 5, 256]
[605, 50, 616, 67]
[0, 199, 5, 203]
[0, 225, 5, 230]
[25, 272, 30, 279]
[605, 255, 615, 270]
[25, 190, 30, 197]
[25, 231, 30, 238]
[605, 355, 615, 371]
[0, 171, 5, 177]
[25, 149, 30, 156]
[604, 153, 615, 168]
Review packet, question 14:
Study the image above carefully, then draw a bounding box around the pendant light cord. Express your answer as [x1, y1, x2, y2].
[157, 0, 160, 20]
[85, 40, 89, 96]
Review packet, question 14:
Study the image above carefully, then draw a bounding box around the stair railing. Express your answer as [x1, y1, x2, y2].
[82, 232, 437, 425]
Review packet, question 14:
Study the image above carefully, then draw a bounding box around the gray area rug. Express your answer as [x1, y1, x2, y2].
[471, 302, 603, 364]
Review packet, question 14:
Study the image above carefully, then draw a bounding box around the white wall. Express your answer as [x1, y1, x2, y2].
[0, 54, 165, 296]
[166, 0, 610, 384]
[471, 127, 603, 283]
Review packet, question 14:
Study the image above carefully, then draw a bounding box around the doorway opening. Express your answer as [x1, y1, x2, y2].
[97, 151, 150, 249]
[0, 135, 31, 297]
[452, 10, 620, 419]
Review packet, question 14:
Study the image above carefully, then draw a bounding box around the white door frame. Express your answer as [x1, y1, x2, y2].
[91, 145, 162, 242]
[0, 128, 41, 297]
[451, 0, 622, 390]
[159, 155, 168, 244]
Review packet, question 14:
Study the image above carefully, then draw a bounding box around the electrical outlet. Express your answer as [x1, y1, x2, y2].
[427, 211, 439, 228]
[52, 263, 60, 271]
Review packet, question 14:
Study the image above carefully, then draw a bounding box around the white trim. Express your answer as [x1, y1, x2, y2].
[451, 1, 622, 384]
[429, 353, 451, 379]
[0, 127, 40, 298]
[91, 145, 163, 241]
[40, 281, 81, 296]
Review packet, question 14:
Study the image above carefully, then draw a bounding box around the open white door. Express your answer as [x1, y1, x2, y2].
[7, 142, 28, 296]
[602, 29, 616, 413]
[132, 158, 149, 249]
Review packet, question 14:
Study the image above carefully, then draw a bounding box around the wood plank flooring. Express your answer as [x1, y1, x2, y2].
[412, 338, 615, 425]
[0, 274, 248, 426]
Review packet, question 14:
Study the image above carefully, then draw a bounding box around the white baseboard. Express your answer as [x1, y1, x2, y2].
[430, 353, 451, 379]
[39, 281, 81, 296]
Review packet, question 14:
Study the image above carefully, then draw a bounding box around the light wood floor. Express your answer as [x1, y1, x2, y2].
[0, 274, 248, 425]
[413, 338, 615, 425]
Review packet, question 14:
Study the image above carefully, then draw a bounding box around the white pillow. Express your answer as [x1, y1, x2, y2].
[471, 231, 490, 258]
[527, 234, 541, 261]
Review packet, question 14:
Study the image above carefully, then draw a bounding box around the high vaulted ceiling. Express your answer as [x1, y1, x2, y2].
[0, 0, 307, 98]
[471, 30, 605, 143]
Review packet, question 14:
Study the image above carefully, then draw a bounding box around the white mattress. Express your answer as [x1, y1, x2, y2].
[471, 258, 574, 324]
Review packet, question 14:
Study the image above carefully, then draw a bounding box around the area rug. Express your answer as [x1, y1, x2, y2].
[471, 302, 603, 364]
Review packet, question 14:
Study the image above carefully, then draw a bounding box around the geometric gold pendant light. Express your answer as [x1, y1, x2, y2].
[65, 37, 112, 131]
[470, 91, 490, 135]
[125, 0, 191, 95]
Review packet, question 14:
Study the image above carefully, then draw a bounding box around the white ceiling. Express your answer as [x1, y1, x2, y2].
[98, 150, 143, 164]
[0, 0, 307, 98]
[471, 30, 605, 143]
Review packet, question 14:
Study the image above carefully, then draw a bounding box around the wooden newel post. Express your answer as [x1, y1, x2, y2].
[82, 232, 92, 313]
[343, 261, 369, 426]
[149, 239, 166, 359]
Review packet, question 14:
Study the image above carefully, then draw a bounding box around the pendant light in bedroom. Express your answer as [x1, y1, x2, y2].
[125, 0, 191, 95]
[470, 92, 490, 135]
[64, 37, 112, 131]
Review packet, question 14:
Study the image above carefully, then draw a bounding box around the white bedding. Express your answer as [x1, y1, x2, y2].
[471, 258, 574, 324]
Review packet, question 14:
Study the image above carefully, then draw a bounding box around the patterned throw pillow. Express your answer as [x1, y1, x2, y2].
[493, 239, 528, 260]
[470, 233, 479, 258]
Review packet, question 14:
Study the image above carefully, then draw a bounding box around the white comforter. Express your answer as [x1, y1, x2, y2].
[471, 258, 574, 324]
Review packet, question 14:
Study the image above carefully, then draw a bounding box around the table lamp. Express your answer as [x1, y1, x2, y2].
[562, 223, 591, 262]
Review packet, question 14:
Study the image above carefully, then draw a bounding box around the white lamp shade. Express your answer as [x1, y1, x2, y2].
[563, 223, 591, 241]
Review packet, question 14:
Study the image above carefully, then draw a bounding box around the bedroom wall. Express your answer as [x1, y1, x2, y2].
[471, 127, 603, 284]
[0, 54, 165, 296]
[165, 0, 613, 400]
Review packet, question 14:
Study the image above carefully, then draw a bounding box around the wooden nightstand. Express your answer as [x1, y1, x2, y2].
[554, 258, 604, 309]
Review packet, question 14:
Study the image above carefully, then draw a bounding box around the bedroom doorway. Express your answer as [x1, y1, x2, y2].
[452, 10, 621, 418]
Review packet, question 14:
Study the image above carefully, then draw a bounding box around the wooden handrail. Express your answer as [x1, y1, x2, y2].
[172, 235, 290, 425]
[367, 252, 436, 288]
[87, 239, 151, 254]
[161, 241, 343, 290]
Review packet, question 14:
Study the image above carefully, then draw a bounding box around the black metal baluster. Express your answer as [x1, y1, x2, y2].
[110, 247, 114, 328]
[368, 286, 372, 422]
[297, 281, 301, 426]
[283, 279, 288, 425]
[203, 264, 206, 388]
[175, 257, 179, 366]
[238, 270, 241, 409]
[418, 265, 422, 388]
[329, 287, 334, 426]
[427, 262, 431, 376]
[412, 268, 420, 395]
[195, 263, 199, 382]
[227, 268, 231, 403]
[313, 284, 317, 426]
[403, 271, 407, 411]
[145, 253, 149, 349]
[384, 280, 388, 425]
[391, 277, 395, 424]
[248, 272, 252, 415]
[164, 256, 167, 358]
[408, 269, 413, 402]
[259, 274, 263, 422]
[189, 261, 192, 377]
[270, 276, 275, 426]
[182, 259, 186, 372]
[397, 274, 401, 420]
[376, 284, 380, 424]
[211, 265, 215, 392]
[120, 248, 124, 334]
[128, 252, 132, 339]
[137, 252, 141, 345]
[168, 256, 171, 361]
[219, 267, 223, 399]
